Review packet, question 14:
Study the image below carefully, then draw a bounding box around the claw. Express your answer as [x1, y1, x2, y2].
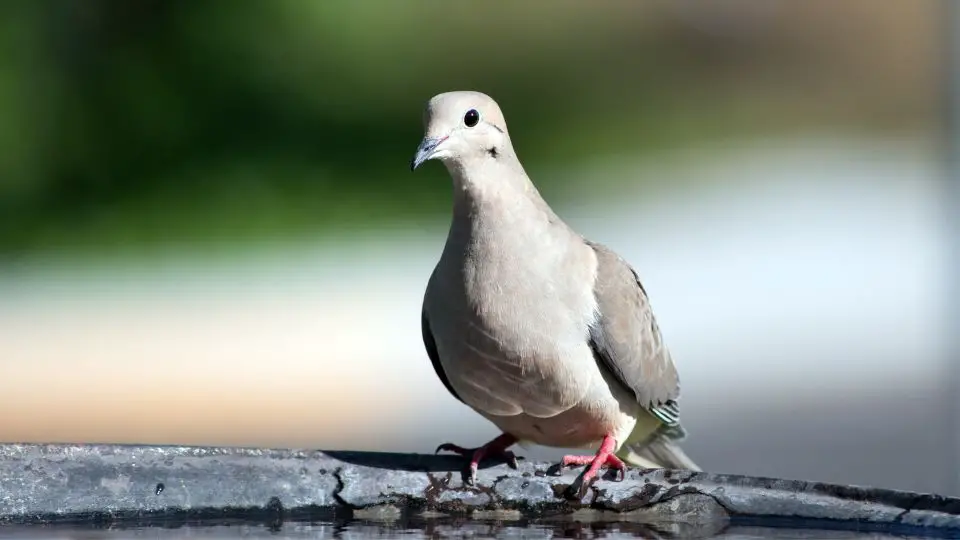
[466, 462, 478, 485]
[564, 477, 588, 500]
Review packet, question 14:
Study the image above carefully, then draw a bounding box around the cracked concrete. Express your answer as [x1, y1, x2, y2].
[0, 444, 957, 536]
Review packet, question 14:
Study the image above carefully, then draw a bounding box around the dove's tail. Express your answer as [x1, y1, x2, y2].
[617, 424, 701, 471]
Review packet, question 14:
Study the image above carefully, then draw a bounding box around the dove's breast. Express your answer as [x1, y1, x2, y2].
[424, 199, 641, 448]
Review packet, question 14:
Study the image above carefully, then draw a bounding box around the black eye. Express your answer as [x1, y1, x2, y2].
[463, 109, 480, 128]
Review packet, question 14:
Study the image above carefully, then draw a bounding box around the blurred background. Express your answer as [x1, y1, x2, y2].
[0, 0, 956, 497]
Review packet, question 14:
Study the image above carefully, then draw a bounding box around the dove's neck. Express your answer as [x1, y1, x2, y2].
[446, 156, 551, 217]
[443, 155, 568, 247]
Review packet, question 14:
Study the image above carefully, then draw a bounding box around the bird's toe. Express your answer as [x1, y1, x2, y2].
[435, 442, 470, 456]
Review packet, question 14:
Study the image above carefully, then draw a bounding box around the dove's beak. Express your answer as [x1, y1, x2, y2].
[410, 136, 448, 171]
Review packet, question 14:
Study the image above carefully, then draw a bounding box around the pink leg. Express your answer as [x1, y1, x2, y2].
[560, 434, 626, 489]
[436, 433, 519, 485]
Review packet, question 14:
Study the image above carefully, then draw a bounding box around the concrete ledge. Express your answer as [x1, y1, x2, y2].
[0, 444, 958, 536]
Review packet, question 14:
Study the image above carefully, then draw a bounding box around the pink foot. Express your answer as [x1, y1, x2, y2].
[559, 435, 626, 497]
[435, 433, 519, 485]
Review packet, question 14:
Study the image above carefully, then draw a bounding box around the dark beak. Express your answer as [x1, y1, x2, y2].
[410, 136, 446, 171]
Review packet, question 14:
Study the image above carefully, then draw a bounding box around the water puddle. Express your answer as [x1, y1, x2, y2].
[0, 520, 946, 540]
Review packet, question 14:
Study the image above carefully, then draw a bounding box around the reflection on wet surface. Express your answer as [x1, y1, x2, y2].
[0, 521, 942, 540]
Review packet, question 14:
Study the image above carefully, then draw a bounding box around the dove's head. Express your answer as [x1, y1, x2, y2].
[410, 91, 511, 172]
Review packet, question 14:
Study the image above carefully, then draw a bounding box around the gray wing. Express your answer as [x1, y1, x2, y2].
[586, 241, 682, 427]
[421, 305, 465, 405]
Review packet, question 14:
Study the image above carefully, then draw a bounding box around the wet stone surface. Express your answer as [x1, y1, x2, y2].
[0, 444, 958, 537]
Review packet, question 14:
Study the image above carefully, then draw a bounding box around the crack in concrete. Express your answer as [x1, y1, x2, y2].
[330, 467, 351, 509]
[892, 495, 921, 524]
[490, 474, 509, 492]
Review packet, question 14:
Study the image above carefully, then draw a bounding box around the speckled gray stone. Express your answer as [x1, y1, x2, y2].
[0, 443, 957, 537]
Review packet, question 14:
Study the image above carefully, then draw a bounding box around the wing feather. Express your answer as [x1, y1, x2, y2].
[421, 305, 465, 404]
[586, 241, 682, 426]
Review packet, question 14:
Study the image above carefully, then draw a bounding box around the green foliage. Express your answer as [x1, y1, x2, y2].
[0, 1, 929, 257]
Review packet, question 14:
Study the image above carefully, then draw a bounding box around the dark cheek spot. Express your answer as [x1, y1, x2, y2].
[487, 146, 499, 158]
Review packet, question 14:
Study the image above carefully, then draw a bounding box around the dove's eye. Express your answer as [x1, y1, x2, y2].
[463, 109, 480, 128]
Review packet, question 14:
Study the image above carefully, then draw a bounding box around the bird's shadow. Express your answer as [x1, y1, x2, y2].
[323, 449, 495, 473]
[323, 449, 620, 491]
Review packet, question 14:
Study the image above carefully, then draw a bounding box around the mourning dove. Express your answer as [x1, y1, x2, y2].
[411, 91, 699, 496]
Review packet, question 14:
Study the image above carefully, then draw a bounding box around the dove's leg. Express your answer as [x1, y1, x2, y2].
[560, 434, 626, 487]
[435, 433, 519, 485]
